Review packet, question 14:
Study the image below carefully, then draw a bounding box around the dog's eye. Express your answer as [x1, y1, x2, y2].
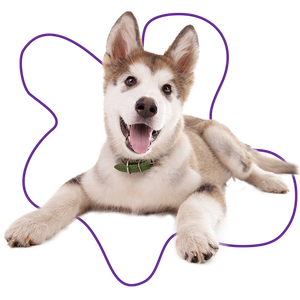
[162, 84, 172, 95]
[125, 76, 137, 87]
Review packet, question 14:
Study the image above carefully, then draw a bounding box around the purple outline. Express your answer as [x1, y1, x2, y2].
[18, 13, 297, 287]
[20, 34, 102, 209]
[77, 218, 177, 287]
[220, 149, 298, 248]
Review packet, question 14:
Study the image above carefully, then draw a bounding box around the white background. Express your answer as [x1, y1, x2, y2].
[22, 15, 295, 283]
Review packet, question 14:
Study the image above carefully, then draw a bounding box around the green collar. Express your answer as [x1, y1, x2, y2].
[114, 159, 155, 174]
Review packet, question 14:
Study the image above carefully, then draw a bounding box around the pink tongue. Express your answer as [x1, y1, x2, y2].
[130, 124, 152, 154]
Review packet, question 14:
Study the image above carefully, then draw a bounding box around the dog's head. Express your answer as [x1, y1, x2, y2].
[103, 12, 199, 159]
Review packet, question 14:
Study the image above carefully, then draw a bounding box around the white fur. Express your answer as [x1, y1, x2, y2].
[82, 134, 201, 213]
[176, 193, 223, 263]
[104, 62, 182, 159]
[115, 63, 178, 130]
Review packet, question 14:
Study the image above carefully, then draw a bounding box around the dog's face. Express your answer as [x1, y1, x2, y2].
[102, 12, 199, 159]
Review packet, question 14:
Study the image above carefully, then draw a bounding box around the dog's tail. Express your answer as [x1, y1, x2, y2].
[246, 145, 298, 174]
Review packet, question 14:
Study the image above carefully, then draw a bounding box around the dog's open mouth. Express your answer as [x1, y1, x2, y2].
[120, 117, 160, 154]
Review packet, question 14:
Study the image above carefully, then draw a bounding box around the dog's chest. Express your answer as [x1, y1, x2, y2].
[89, 162, 201, 211]
[100, 168, 199, 212]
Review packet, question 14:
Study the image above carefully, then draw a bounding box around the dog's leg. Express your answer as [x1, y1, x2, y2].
[5, 175, 89, 247]
[189, 118, 296, 192]
[200, 120, 253, 181]
[176, 184, 225, 263]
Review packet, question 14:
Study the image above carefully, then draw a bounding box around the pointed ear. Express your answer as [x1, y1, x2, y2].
[103, 12, 143, 66]
[164, 25, 199, 78]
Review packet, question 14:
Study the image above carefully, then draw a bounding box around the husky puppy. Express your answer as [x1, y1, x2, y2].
[5, 12, 298, 263]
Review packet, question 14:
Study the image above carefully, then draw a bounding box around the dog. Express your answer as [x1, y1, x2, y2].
[5, 12, 298, 264]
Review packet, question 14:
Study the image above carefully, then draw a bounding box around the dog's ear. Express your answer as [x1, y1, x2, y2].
[103, 12, 143, 66]
[164, 25, 199, 79]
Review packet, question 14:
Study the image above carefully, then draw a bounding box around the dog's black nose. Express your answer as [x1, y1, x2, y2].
[135, 97, 157, 119]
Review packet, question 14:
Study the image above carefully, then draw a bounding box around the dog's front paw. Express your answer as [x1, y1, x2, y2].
[175, 226, 219, 264]
[5, 210, 54, 248]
